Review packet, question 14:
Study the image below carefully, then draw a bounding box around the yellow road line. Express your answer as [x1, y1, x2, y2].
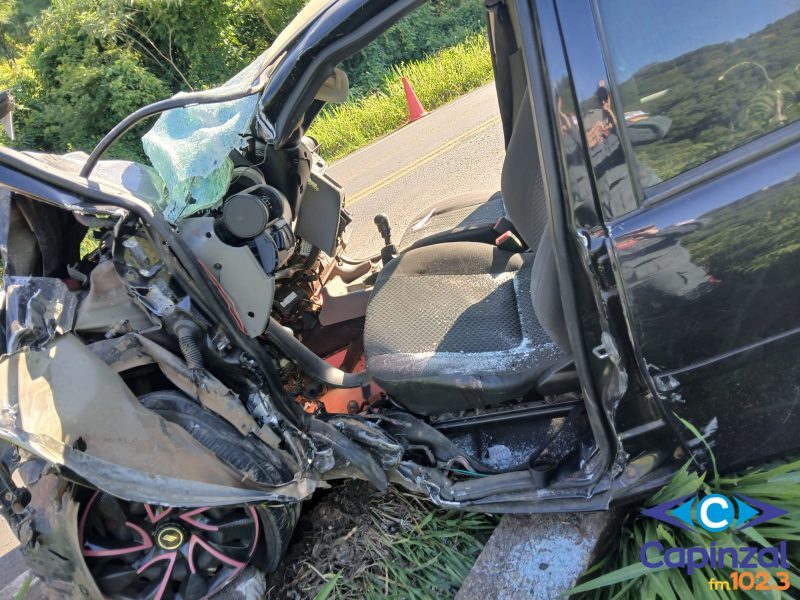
[346, 115, 501, 206]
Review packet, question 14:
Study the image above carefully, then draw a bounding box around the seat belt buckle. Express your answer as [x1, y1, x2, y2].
[493, 216, 513, 235]
[495, 230, 524, 252]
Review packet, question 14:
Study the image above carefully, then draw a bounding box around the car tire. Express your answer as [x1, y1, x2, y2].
[6, 467, 298, 599]
[3, 389, 301, 599]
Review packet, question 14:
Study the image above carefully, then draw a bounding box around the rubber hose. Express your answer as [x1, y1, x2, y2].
[178, 335, 203, 371]
[266, 317, 370, 388]
[173, 320, 203, 371]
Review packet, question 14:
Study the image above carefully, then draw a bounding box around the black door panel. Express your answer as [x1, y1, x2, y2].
[559, 0, 800, 471]
[610, 143, 800, 471]
[610, 143, 800, 372]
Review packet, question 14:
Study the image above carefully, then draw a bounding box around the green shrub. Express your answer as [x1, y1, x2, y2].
[2, 0, 487, 160]
[1, 0, 289, 159]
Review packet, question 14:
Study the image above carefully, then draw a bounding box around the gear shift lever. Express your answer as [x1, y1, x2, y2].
[374, 213, 397, 265]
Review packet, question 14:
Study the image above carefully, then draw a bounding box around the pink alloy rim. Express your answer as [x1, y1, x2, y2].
[79, 491, 260, 599]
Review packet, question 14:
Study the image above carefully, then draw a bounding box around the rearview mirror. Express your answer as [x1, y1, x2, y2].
[0, 90, 15, 141]
[315, 68, 349, 104]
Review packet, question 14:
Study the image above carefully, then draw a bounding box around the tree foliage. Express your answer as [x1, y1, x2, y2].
[2, 0, 290, 157]
[0, 0, 484, 159]
[1, 0, 50, 61]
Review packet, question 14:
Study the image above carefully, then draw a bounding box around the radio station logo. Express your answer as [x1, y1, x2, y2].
[639, 492, 790, 592]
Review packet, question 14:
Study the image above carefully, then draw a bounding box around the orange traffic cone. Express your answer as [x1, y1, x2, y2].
[402, 77, 428, 122]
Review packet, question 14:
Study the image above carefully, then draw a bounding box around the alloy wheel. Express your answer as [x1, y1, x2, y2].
[78, 490, 260, 599]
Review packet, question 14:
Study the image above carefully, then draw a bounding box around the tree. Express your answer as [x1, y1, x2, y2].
[2, 0, 486, 158]
[0, 0, 51, 64]
[5, 0, 282, 158]
[1, 0, 18, 63]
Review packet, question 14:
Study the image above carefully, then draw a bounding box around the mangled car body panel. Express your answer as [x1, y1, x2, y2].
[0, 332, 316, 506]
[0, 0, 798, 596]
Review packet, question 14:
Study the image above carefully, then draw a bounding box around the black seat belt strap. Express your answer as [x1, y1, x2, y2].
[485, 0, 517, 147]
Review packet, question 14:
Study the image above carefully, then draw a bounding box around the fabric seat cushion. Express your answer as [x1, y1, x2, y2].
[364, 242, 566, 414]
[398, 190, 506, 252]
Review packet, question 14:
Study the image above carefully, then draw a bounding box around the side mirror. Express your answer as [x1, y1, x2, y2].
[315, 68, 349, 104]
[0, 90, 15, 141]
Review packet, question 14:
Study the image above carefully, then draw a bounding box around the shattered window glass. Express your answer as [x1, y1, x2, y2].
[142, 94, 259, 222]
[138, 0, 336, 222]
[140, 49, 273, 222]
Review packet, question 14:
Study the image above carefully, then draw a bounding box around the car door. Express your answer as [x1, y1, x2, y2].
[557, 0, 800, 473]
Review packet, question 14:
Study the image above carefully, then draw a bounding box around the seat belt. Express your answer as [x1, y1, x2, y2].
[485, 0, 517, 147]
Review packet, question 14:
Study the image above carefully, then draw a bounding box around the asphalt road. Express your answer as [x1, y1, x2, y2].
[329, 82, 504, 257]
[0, 83, 504, 598]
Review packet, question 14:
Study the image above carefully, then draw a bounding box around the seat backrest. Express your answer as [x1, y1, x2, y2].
[531, 223, 570, 351]
[501, 91, 570, 352]
[500, 91, 549, 250]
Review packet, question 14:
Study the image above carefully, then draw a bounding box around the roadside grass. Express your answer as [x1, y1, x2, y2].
[573, 433, 800, 598]
[269, 481, 498, 599]
[309, 34, 494, 161]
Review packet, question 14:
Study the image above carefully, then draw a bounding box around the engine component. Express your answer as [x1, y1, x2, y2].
[171, 317, 203, 376]
[179, 217, 275, 337]
[273, 282, 306, 320]
[221, 192, 271, 239]
[177, 183, 299, 337]
[215, 184, 296, 266]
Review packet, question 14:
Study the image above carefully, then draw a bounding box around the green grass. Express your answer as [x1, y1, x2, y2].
[272, 482, 498, 599]
[573, 426, 800, 599]
[309, 34, 494, 161]
[319, 492, 496, 599]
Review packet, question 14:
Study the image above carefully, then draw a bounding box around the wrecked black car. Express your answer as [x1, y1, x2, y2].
[1, 0, 799, 597]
